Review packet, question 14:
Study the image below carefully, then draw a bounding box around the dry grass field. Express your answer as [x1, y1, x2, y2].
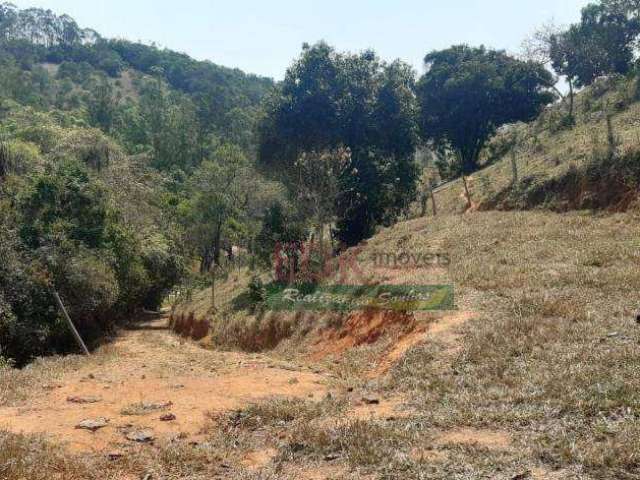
[4, 75, 640, 480]
[4, 209, 640, 479]
[427, 76, 640, 216]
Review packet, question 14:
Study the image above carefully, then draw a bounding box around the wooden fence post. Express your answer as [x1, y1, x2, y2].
[430, 180, 438, 216]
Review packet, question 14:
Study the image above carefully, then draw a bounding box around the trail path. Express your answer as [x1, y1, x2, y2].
[0, 317, 329, 453]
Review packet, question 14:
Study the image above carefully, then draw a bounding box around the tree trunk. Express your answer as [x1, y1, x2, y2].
[568, 79, 575, 120]
[210, 267, 216, 310]
[0, 142, 8, 181]
[462, 175, 472, 210]
[200, 246, 214, 273]
[317, 224, 324, 256]
[213, 221, 223, 266]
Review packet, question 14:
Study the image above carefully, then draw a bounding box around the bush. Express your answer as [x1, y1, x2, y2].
[0, 231, 61, 365]
[246, 275, 266, 312]
[0, 157, 184, 365]
[53, 128, 122, 171]
[0, 140, 42, 176]
[140, 233, 184, 309]
[53, 249, 119, 335]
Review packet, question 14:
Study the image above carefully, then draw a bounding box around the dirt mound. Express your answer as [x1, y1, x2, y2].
[484, 149, 640, 213]
[308, 309, 415, 361]
[170, 311, 211, 340]
[371, 311, 474, 376]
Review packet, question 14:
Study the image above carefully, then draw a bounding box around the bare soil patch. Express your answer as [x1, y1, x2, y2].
[371, 310, 474, 376]
[0, 318, 328, 453]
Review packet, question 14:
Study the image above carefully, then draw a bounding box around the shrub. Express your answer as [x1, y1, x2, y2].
[140, 233, 184, 309]
[52, 249, 119, 334]
[0, 231, 61, 365]
[246, 275, 266, 312]
[53, 128, 122, 171]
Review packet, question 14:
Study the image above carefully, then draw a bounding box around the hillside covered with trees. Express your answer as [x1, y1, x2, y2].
[2, 0, 640, 368]
[0, 2, 276, 365]
[5, 1, 640, 479]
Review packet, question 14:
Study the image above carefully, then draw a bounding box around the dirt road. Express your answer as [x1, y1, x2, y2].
[0, 317, 329, 453]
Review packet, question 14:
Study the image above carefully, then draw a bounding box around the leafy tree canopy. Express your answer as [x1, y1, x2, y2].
[550, 1, 640, 87]
[258, 42, 420, 246]
[417, 45, 555, 174]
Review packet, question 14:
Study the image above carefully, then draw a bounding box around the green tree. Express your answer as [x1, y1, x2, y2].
[87, 78, 117, 132]
[417, 45, 554, 203]
[258, 42, 419, 247]
[254, 202, 306, 265]
[18, 159, 108, 249]
[293, 147, 351, 253]
[179, 144, 252, 272]
[139, 76, 201, 172]
[550, 2, 640, 90]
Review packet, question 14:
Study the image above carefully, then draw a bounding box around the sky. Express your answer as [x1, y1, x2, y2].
[11, 0, 592, 79]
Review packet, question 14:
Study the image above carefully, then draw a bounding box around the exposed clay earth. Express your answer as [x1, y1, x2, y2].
[0, 317, 329, 453]
[2, 307, 561, 479]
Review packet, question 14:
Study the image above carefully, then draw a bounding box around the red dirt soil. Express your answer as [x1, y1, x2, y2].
[0, 318, 328, 453]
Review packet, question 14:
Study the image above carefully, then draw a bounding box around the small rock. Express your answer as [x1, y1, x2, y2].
[362, 396, 380, 405]
[67, 395, 102, 404]
[160, 413, 176, 422]
[107, 451, 123, 461]
[42, 384, 62, 391]
[76, 418, 109, 432]
[126, 429, 155, 443]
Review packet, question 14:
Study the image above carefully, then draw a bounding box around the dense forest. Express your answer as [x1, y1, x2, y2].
[0, 2, 276, 364]
[2, 0, 640, 365]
